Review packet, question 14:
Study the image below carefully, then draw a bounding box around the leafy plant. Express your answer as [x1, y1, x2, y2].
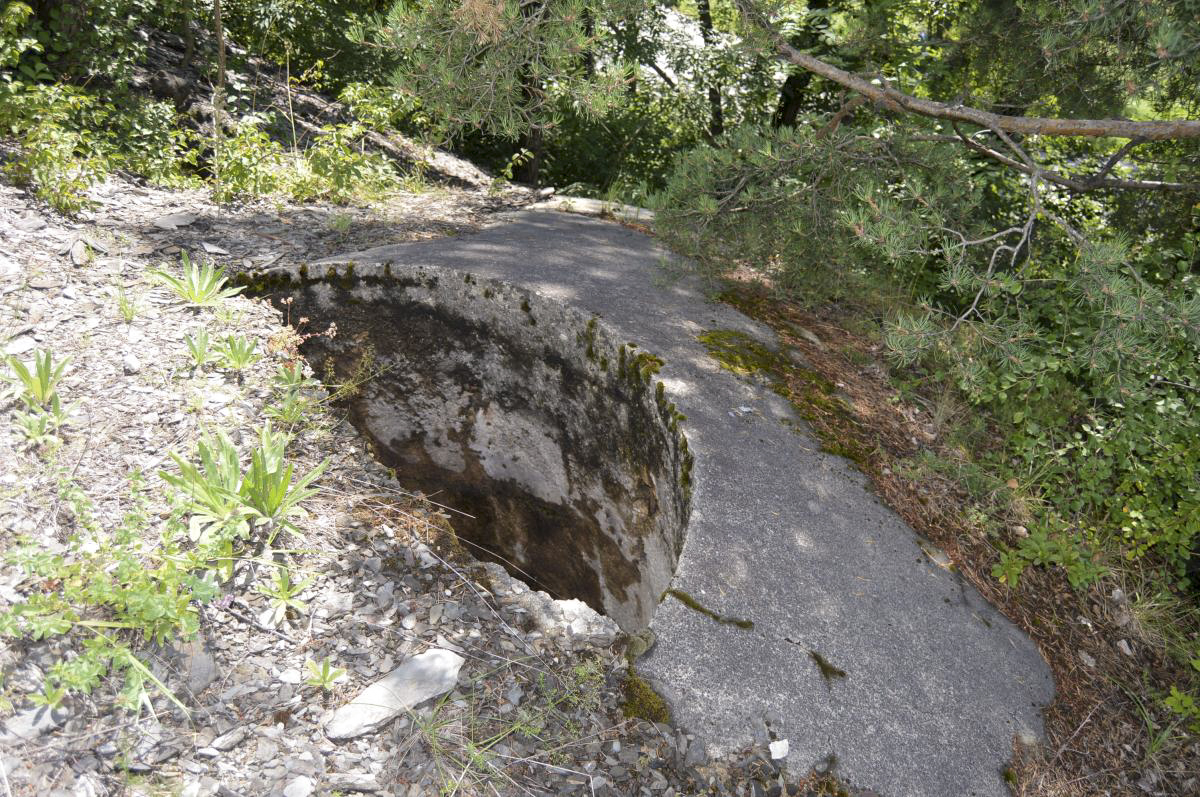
[305, 656, 346, 690]
[184, 328, 214, 368]
[216, 334, 259, 370]
[29, 681, 65, 709]
[264, 388, 315, 426]
[273, 362, 313, 390]
[3, 473, 213, 715]
[213, 118, 397, 204]
[160, 429, 254, 549]
[160, 422, 327, 554]
[1165, 686, 1200, 735]
[3, 113, 104, 213]
[13, 402, 67, 449]
[257, 564, 313, 626]
[5, 348, 68, 409]
[213, 120, 286, 202]
[152, 251, 244, 308]
[239, 422, 327, 539]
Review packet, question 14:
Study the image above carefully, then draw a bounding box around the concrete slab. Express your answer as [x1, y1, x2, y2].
[312, 209, 1055, 797]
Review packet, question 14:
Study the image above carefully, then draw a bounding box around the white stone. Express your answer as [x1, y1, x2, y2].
[282, 775, 315, 797]
[3, 335, 35, 356]
[324, 649, 464, 740]
[0, 705, 69, 743]
[153, 212, 198, 230]
[769, 739, 789, 760]
[210, 727, 246, 751]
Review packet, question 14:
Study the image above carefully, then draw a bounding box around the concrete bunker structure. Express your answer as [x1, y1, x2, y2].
[244, 208, 1056, 797]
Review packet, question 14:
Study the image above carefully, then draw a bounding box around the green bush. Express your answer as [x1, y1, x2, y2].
[214, 118, 398, 203]
[1, 472, 219, 713]
[656, 120, 1200, 592]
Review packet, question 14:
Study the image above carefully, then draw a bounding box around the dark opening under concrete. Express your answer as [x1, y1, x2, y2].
[268, 267, 691, 632]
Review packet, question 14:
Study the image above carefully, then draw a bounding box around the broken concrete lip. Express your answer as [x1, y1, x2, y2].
[269, 260, 690, 632]
[270, 208, 1055, 797]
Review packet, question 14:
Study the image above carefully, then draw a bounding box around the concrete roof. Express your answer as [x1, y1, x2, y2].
[316, 208, 1055, 797]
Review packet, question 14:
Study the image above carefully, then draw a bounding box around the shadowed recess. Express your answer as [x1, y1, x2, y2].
[265, 266, 691, 631]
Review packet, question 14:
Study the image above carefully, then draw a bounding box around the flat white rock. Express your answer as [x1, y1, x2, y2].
[282, 775, 315, 797]
[153, 212, 198, 230]
[4, 335, 36, 356]
[0, 705, 69, 743]
[325, 648, 464, 740]
[769, 738, 790, 760]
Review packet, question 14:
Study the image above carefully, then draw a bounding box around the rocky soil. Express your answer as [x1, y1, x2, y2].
[0, 173, 836, 797]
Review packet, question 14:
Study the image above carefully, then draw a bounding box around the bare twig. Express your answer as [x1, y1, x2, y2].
[815, 94, 867, 139]
[210, 599, 297, 643]
[948, 172, 1041, 333]
[950, 126, 1199, 192]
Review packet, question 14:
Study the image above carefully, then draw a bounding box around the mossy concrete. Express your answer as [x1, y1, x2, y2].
[242, 262, 690, 633]
[277, 209, 1053, 797]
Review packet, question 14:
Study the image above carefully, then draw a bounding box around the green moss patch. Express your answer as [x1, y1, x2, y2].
[621, 667, 671, 724]
[696, 329, 789, 378]
[662, 588, 754, 629]
[697, 327, 872, 466]
[809, 650, 847, 682]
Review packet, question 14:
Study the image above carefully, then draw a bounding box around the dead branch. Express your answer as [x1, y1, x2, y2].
[949, 125, 1200, 192]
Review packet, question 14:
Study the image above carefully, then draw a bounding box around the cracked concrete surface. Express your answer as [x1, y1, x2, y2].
[303, 208, 1056, 797]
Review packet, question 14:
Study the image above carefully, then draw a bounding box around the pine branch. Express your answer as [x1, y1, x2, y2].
[735, 0, 1200, 142]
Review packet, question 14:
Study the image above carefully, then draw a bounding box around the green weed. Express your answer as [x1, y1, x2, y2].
[5, 348, 68, 409]
[216, 334, 259, 370]
[258, 564, 313, 626]
[115, 286, 138, 323]
[305, 656, 346, 690]
[184, 328, 214, 368]
[264, 388, 315, 426]
[152, 251, 244, 308]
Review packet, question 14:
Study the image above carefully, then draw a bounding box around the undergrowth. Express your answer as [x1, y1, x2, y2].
[0, 276, 328, 716]
[0, 2, 409, 213]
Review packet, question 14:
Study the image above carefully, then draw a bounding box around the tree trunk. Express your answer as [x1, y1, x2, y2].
[511, 0, 547, 185]
[182, 0, 196, 65]
[581, 7, 596, 79]
[696, 0, 724, 138]
[213, 0, 227, 188]
[514, 126, 543, 186]
[772, 0, 829, 128]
